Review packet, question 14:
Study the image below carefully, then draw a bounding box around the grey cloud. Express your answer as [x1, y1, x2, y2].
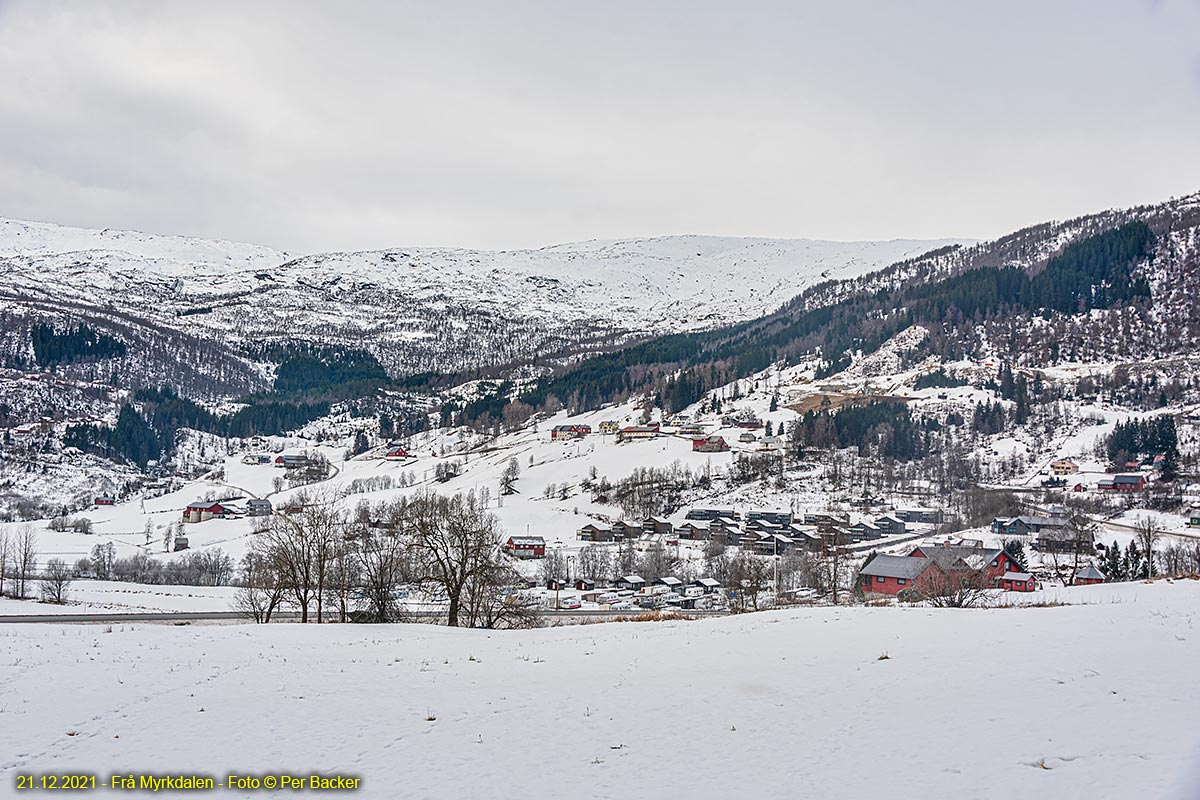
[1, 0, 1198, 253]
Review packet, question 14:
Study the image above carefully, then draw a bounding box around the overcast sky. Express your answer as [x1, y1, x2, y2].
[1, 1, 1199, 254]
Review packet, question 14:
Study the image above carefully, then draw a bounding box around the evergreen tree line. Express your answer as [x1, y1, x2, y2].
[1105, 416, 1179, 471]
[31, 323, 127, 367]
[791, 402, 931, 461]
[64, 404, 162, 468]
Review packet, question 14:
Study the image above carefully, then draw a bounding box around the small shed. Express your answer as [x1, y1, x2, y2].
[998, 572, 1036, 592]
[1074, 564, 1106, 585]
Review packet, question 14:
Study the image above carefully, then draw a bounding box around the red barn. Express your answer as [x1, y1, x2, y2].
[998, 572, 1036, 592]
[95, 496, 115, 506]
[183, 501, 232, 524]
[385, 446, 410, 461]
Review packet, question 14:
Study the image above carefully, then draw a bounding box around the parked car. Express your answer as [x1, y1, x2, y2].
[610, 602, 634, 611]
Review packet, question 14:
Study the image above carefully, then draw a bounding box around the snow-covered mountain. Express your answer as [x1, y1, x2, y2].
[0, 217, 968, 377]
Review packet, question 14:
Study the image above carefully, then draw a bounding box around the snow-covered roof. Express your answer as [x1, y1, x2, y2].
[1075, 564, 1106, 580]
[1002, 572, 1032, 582]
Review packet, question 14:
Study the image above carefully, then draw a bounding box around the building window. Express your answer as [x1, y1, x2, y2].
[876, 576, 885, 583]
[991, 560, 998, 567]
[898, 578, 907, 585]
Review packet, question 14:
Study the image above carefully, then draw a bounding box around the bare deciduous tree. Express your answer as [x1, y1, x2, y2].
[14, 526, 37, 599]
[39, 558, 73, 604]
[233, 551, 287, 623]
[405, 490, 503, 627]
[1134, 515, 1160, 580]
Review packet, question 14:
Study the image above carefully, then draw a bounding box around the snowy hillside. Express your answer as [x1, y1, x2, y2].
[0, 217, 967, 375]
[2, 581, 1198, 799]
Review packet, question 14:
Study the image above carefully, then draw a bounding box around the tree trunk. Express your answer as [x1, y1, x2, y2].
[447, 595, 460, 627]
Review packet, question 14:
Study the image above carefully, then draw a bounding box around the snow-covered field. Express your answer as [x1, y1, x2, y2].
[0, 581, 238, 616]
[1, 579, 1197, 799]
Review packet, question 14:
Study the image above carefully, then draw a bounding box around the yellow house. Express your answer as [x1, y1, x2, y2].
[1050, 459, 1079, 476]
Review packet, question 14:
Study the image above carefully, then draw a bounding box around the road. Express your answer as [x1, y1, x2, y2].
[0, 608, 729, 625]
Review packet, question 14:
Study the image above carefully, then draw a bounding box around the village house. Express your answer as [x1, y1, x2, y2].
[691, 577, 721, 594]
[907, 541, 1021, 587]
[998, 572, 1036, 592]
[504, 535, 546, 559]
[578, 523, 615, 542]
[643, 517, 673, 536]
[860, 554, 945, 598]
[873, 514, 906, 536]
[574, 578, 596, 592]
[1033, 525, 1095, 555]
[246, 498, 273, 517]
[616, 575, 646, 591]
[788, 525, 824, 552]
[655, 576, 684, 593]
[737, 431, 757, 444]
[550, 424, 591, 441]
[598, 420, 620, 435]
[1189, 506, 1200, 528]
[545, 577, 569, 591]
[274, 454, 311, 469]
[1074, 564, 1106, 585]
[610, 520, 643, 540]
[1050, 458, 1080, 476]
[756, 436, 783, 452]
[850, 520, 882, 541]
[95, 495, 115, 506]
[676, 521, 711, 541]
[752, 533, 794, 555]
[384, 446, 410, 461]
[183, 501, 233, 524]
[617, 425, 659, 442]
[894, 508, 943, 525]
[744, 518, 783, 535]
[991, 515, 1070, 537]
[1097, 474, 1147, 492]
[748, 509, 794, 526]
[686, 508, 736, 521]
[692, 434, 730, 453]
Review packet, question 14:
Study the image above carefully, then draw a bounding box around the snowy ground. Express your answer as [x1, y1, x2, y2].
[0, 580, 238, 615]
[1, 580, 1197, 799]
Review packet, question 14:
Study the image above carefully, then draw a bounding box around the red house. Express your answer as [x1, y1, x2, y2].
[385, 446, 410, 461]
[551, 424, 591, 441]
[692, 435, 730, 453]
[1097, 474, 1146, 492]
[504, 535, 546, 559]
[1074, 564, 1106, 585]
[998, 572, 1036, 592]
[95, 496, 115, 506]
[908, 543, 1018, 586]
[860, 555, 948, 597]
